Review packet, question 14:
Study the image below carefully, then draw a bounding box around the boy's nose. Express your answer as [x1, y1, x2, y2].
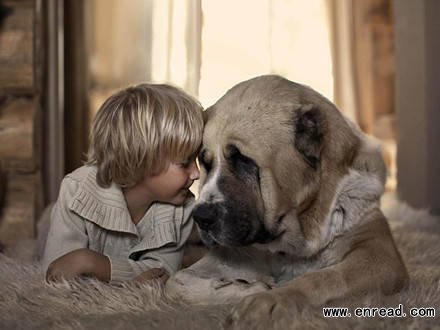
[189, 161, 200, 180]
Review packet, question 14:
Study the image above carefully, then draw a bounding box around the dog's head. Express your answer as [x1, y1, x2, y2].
[193, 75, 385, 256]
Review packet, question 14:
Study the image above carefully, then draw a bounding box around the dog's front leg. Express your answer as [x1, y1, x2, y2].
[227, 224, 408, 329]
[166, 247, 274, 304]
[167, 269, 271, 305]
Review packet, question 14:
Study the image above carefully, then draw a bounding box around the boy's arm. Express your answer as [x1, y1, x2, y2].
[46, 248, 111, 282]
[133, 267, 169, 285]
[106, 215, 194, 283]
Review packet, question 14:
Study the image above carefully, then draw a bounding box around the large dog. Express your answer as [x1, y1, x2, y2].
[167, 75, 408, 328]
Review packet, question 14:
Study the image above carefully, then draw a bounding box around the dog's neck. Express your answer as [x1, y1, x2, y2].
[300, 168, 384, 256]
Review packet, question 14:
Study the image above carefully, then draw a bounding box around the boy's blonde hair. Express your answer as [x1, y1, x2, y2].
[86, 83, 204, 188]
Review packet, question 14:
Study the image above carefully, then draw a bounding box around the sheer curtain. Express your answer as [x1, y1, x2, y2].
[326, 0, 395, 134]
[86, 0, 202, 115]
[198, 0, 334, 108]
[150, 0, 202, 97]
[326, 0, 358, 122]
[87, 0, 376, 121]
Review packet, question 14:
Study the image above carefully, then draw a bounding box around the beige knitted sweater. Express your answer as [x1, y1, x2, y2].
[41, 165, 194, 283]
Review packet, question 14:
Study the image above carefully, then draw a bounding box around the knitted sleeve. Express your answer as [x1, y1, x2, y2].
[41, 177, 88, 274]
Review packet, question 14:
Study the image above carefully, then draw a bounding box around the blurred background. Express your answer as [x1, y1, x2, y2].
[0, 0, 439, 245]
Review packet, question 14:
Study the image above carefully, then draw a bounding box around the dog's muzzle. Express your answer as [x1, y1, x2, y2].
[192, 202, 277, 246]
[192, 203, 221, 231]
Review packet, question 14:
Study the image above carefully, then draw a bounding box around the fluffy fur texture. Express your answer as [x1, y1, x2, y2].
[0, 193, 439, 329]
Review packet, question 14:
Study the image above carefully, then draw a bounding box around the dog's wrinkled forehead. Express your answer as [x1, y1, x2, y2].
[203, 75, 305, 156]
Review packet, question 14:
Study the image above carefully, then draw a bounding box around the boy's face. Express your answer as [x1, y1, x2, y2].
[142, 158, 200, 205]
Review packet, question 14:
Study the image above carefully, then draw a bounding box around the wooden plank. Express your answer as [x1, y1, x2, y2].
[0, 0, 34, 91]
[0, 172, 37, 244]
[0, 97, 36, 172]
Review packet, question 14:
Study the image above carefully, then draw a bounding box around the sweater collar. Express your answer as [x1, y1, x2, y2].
[67, 166, 183, 238]
[68, 166, 139, 235]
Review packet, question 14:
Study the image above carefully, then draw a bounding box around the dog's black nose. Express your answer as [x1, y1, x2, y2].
[193, 204, 218, 230]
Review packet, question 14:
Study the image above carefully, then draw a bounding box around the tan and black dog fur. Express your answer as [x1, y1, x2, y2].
[166, 75, 407, 328]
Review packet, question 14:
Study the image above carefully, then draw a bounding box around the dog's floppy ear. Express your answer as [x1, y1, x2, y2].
[293, 105, 323, 170]
[202, 106, 215, 124]
[202, 109, 210, 124]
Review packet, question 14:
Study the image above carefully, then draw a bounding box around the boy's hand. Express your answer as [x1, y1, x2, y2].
[133, 268, 169, 285]
[46, 248, 110, 282]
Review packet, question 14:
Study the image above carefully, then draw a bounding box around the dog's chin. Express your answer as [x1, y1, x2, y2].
[198, 228, 218, 246]
[254, 225, 278, 244]
[198, 228, 248, 247]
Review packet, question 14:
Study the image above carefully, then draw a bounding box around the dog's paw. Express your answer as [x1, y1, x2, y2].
[213, 278, 271, 295]
[226, 290, 307, 330]
[166, 269, 206, 302]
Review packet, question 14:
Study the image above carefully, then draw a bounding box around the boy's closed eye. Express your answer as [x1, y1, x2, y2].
[174, 154, 198, 169]
[176, 160, 191, 168]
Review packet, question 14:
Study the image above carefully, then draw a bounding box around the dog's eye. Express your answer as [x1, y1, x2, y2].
[198, 149, 212, 172]
[227, 145, 252, 166]
[226, 145, 259, 181]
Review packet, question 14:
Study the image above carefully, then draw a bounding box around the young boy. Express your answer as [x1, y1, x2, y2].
[41, 83, 204, 284]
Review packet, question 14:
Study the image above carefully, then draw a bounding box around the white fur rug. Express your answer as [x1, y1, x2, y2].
[1, 193, 439, 329]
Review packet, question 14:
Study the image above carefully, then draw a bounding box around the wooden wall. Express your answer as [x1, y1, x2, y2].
[0, 0, 43, 244]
